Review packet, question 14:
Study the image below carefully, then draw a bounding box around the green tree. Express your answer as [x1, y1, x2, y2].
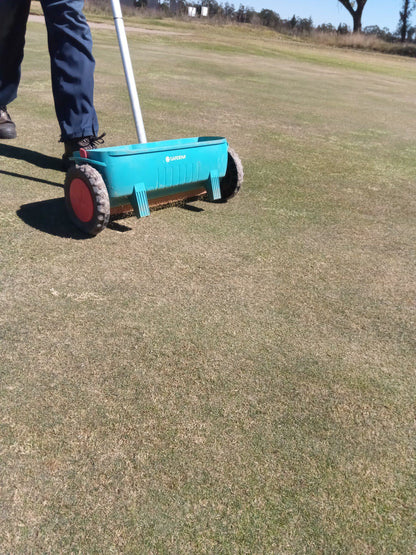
[316, 23, 336, 33]
[223, 2, 235, 19]
[259, 9, 280, 28]
[397, 0, 415, 42]
[337, 0, 368, 32]
[337, 22, 349, 34]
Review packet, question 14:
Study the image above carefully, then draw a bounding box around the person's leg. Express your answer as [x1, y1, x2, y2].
[40, 0, 99, 141]
[0, 0, 31, 138]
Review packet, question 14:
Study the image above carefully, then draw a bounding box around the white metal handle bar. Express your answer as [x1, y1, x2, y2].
[110, 0, 147, 143]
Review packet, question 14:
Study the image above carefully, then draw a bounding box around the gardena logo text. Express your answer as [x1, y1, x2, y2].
[165, 155, 186, 163]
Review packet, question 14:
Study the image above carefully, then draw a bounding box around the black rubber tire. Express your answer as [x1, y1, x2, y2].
[64, 164, 110, 235]
[216, 146, 244, 202]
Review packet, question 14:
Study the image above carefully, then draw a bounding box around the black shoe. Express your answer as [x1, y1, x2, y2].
[0, 106, 17, 139]
[62, 133, 106, 169]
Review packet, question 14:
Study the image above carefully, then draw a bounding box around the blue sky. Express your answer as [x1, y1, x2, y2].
[245, 0, 404, 32]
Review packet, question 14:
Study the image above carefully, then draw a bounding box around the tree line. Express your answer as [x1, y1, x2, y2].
[338, 0, 415, 41]
[133, 0, 416, 43]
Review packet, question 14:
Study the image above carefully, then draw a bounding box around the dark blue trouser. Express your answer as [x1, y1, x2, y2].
[0, 0, 98, 141]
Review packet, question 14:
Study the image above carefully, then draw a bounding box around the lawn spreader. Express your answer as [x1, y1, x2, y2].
[64, 0, 243, 235]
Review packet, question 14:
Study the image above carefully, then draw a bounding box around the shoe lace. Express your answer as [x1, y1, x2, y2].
[79, 133, 106, 150]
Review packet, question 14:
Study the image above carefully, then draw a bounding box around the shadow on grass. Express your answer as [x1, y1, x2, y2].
[0, 143, 63, 172]
[0, 169, 62, 188]
[108, 220, 132, 232]
[180, 203, 204, 213]
[0, 144, 64, 188]
[17, 198, 92, 240]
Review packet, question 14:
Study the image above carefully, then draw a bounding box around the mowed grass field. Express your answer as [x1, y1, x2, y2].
[1, 12, 415, 553]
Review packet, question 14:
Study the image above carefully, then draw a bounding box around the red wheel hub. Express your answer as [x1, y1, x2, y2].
[69, 178, 94, 222]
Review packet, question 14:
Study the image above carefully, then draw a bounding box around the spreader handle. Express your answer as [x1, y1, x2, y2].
[111, 0, 147, 143]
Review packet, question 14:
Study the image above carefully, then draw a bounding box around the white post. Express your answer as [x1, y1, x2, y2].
[111, 0, 147, 144]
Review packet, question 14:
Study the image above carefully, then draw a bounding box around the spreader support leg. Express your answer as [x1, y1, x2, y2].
[206, 169, 221, 201]
[132, 183, 150, 218]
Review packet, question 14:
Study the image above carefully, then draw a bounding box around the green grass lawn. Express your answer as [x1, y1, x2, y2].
[0, 14, 415, 554]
